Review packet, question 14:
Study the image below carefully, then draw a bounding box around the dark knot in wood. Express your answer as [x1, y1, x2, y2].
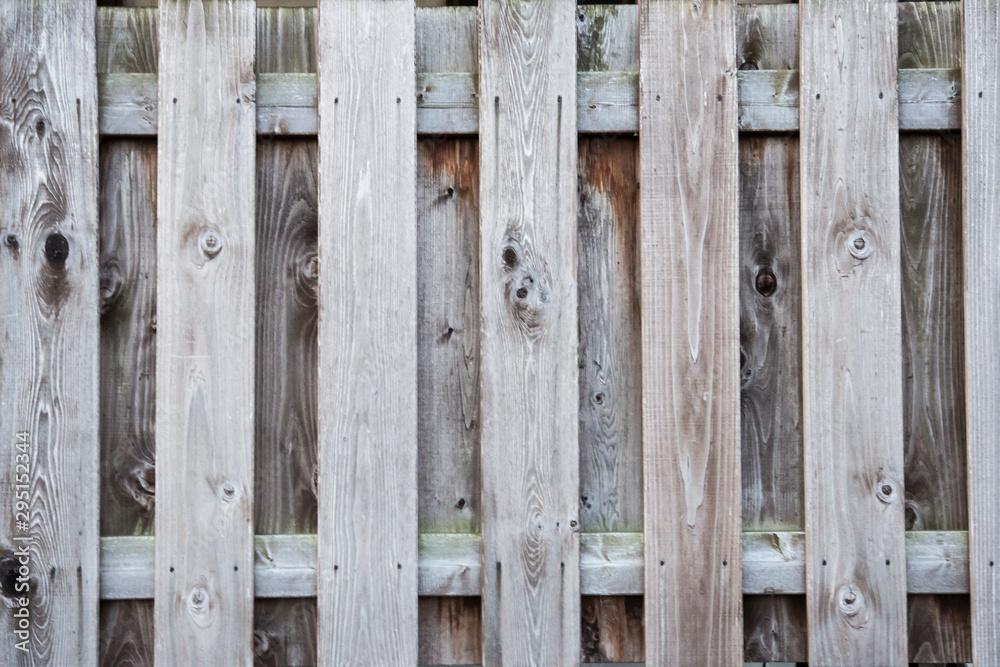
[3, 233, 18, 250]
[100, 261, 123, 312]
[44, 232, 69, 264]
[754, 268, 776, 297]
[500, 235, 552, 341]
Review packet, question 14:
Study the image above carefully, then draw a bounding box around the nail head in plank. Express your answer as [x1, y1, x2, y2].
[315, 0, 419, 664]
[639, 1, 742, 663]
[800, 1, 908, 663]
[478, 0, 581, 663]
[963, 0, 1000, 662]
[154, 1, 256, 663]
[0, 3, 101, 663]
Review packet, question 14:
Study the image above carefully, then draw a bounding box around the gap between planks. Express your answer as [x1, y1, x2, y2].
[99, 531, 970, 599]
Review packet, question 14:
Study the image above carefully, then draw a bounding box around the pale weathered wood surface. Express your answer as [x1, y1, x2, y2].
[316, 0, 418, 663]
[639, 1, 741, 664]
[478, 0, 580, 663]
[0, 2, 100, 664]
[800, 1, 907, 663]
[964, 0, 1000, 662]
[154, 1, 256, 663]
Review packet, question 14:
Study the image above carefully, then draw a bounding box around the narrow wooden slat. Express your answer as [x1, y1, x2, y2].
[963, 0, 1000, 662]
[315, 0, 418, 663]
[98, 530, 972, 599]
[800, 1, 907, 663]
[639, 1, 741, 663]
[96, 68, 963, 137]
[478, 0, 580, 663]
[0, 2, 100, 663]
[154, 1, 255, 663]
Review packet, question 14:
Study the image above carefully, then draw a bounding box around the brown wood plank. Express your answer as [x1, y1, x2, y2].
[478, 0, 581, 662]
[154, 1, 256, 662]
[316, 0, 418, 662]
[639, 1, 741, 663]
[963, 0, 1000, 661]
[800, 0, 907, 663]
[0, 2, 101, 664]
[98, 141, 157, 667]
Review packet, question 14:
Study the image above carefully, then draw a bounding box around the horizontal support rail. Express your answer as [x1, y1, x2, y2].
[98, 68, 959, 137]
[99, 530, 969, 600]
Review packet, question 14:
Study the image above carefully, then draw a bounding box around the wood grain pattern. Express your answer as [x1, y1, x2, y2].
[579, 138, 641, 535]
[154, 1, 256, 663]
[963, 0, 1000, 662]
[316, 1, 418, 663]
[800, 1, 907, 663]
[98, 141, 157, 667]
[0, 1, 101, 664]
[478, 0, 580, 663]
[639, 1, 741, 663]
[417, 138, 480, 535]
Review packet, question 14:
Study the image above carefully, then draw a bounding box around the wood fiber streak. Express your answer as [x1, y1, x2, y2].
[98, 141, 157, 667]
[154, 1, 256, 664]
[253, 13, 318, 667]
[316, 1, 418, 664]
[417, 138, 480, 535]
[97, 8, 158, 73]
[740, 135, 802, 533]
[578, 138, 641, 535]
[253, 140, 319, 667]
[479, 0, 580, 664]
[901, 136, 970, 662]
[416, 138, 483, 665]
[964, 1, 1000, 662]
[0, 2, 100, 665]
[639, 1, 741, 664]
[578, 138, 641, 663]
[800, 1, 907, 664]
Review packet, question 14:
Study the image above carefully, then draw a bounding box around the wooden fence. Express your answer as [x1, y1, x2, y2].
[0, 0, 995, 665]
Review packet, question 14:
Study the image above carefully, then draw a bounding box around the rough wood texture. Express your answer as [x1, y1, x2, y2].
[418, 597, 482, 666]
[98, 141, 157, 667]
[316, 0, 418, 663]
[154, 1, 256, 663]
[0, 2, 100, 664]
[639, 1, 741, 663]
[579, 138, 641, 535]
[417, 138, 480, 535]
[800, 1, 907, 663]
[478, 0, 580, 663]
[964, 0, 1000, 662]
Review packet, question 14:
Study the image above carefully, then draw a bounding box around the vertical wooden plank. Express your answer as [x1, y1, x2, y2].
[0, 1, 100, 664]
[417, 138, 481, 536]
[800, 1, 907, 664]
[154, 1, 256, 664]
[316, 0, 418, 664]
[253, 11, 319, 666]
[478, 0, 580, 662]
[98, 141, 157, 667]
[638, 1, 741, 664]
[963, 0, 1000, 662]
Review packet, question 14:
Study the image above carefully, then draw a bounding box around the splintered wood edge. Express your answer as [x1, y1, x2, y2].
[98, 68, 960, 136]
[99, 530, 969, 599]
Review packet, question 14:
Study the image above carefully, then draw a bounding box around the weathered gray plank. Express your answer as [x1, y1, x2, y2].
[800, 1, 907, 663]
[316, 0, 418, 663]
[154, 1, 256, 663]
[0, 2, 100, 664]
[98, 530, 973, 599]
[964, 0, 1000, 662]
[639, 1, 741, 663]
[95, 67, 963, 137]
[479, 0, 580, 663]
